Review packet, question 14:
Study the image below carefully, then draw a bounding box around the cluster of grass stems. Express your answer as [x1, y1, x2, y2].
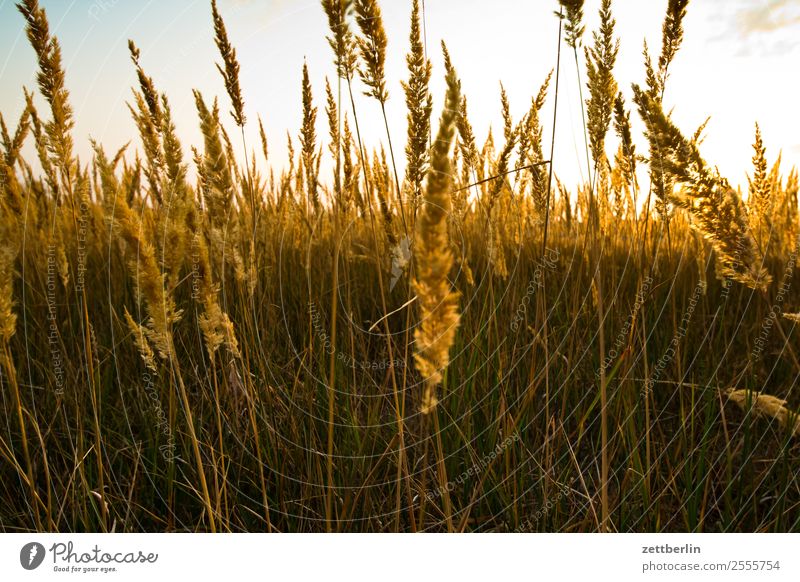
[1, 0, 800, 532]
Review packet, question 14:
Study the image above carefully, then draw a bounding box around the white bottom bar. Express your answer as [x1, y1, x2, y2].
[1, 534, 797, 581]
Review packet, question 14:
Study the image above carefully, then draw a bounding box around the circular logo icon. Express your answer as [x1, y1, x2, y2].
[20, 542, 46, 570]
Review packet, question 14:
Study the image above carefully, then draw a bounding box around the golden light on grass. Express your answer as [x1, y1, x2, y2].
[412, 53, 461, 414]
[1, 0, 799, 534]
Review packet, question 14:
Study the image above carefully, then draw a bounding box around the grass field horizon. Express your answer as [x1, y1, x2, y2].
[1, 0, 800, 533]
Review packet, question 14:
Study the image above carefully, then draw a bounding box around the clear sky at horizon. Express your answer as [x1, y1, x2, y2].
[1, 0, 799, 192]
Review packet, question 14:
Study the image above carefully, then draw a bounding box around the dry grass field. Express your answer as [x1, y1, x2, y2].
[1, 0, 799, 532]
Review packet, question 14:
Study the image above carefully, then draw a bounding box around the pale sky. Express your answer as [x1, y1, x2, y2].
[1, 0, 798, 191]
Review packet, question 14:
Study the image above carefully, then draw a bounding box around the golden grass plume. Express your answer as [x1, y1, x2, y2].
[412, 50, 461, 414]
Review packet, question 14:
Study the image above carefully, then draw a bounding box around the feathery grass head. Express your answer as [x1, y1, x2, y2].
[193, 90, 234, 223]
[123, 308, 158, 373]
[613, 93, 635, 167]
[342, 114, 360, 213]
[659, 0, 689, 86]
[258, 115, 269, 163]
[102, 153, 179, 360]
[500, 83, 513, 146]
[0, 215, 18, 345]
[187, 215, 241, 362]
[23, 89, 60, 199]
[128, 40, 162, 125]
[645, 0, 690, 101]
[1, 107, 31, 170]
[413, 49, 462, 414]
[633, 84, 770, 291]
[636, 48, 671, 214]
[784, 312, 800, 325]
[211, 0, 246, 127]
[155, 96, 192, 291]
[728, 389, 800, 438]
[518, 71, 552, 215]
[354, 0, 389, 103]
[127, 41, 166, 204]
[0, 112, 30, 215]
[300, 62, 319, 211]
[442, 41, 480, 181]
[558, 0, 585, 49]
[401, 0, 433, 208]
[487, 126, 517, 216]
[457, 96, 480, 175]
[324, 78, 341, 206]
[748, 122, 770, 217]
[322, 0, 358, 80]
[585, 0, 619, 166]
[160, 94, 187, 186]
[17, 0, 74, 179]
